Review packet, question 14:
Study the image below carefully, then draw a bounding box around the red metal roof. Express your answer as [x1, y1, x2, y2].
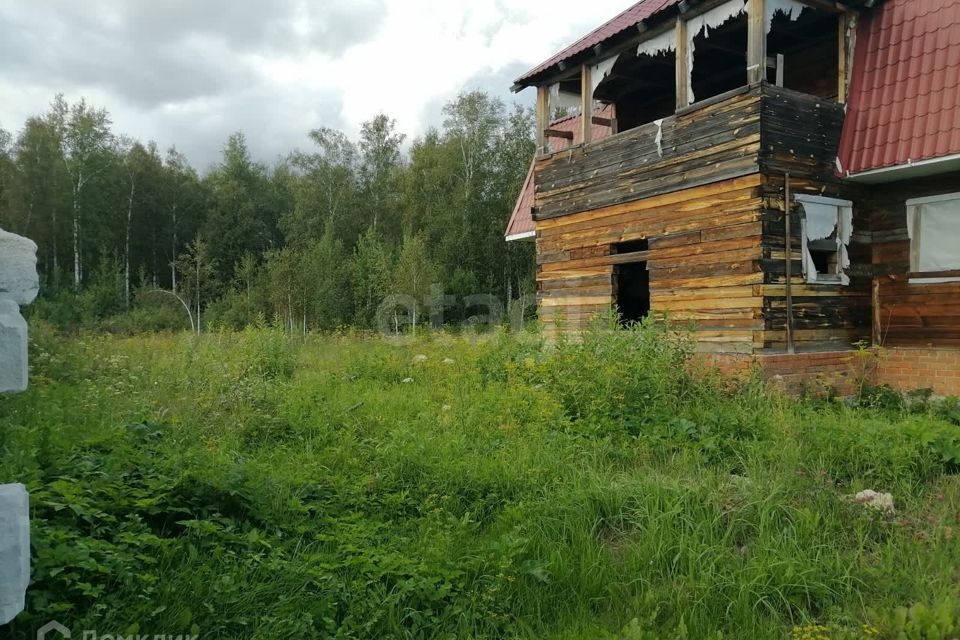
[505, 106, 615, 240]
[838, 0, 960, 176]
[515, 0, 681, 86]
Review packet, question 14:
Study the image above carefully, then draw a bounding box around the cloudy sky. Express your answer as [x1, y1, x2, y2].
[0, 0, 630, 169]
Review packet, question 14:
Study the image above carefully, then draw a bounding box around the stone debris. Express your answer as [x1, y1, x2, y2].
[442, 358, 455, 365]
[401, 377, 414, 384]
[852, 489, 895, 514]
[0, 484, 29, 625]
[411, 354, 428, 365]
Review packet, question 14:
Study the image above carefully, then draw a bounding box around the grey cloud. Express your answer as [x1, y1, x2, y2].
[416, 61, 533, 140]
[145, 86, 348, 171]
[119, 0, 386, 57]
[0, 0, 379, 168]
[0, 0, 385, 108]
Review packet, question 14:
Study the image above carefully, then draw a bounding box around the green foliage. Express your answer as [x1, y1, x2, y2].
[874, 601, 960, 639]
[4, 327, 960, 639]
[3, 90, 536, 334]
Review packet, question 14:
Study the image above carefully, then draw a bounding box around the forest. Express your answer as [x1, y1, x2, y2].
[0, 93, 536, 333]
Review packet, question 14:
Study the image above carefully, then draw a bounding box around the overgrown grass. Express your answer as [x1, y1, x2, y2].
[3, 322, 960, 639]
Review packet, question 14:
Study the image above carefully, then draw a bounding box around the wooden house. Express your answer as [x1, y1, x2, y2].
[505, 0, 960, 395]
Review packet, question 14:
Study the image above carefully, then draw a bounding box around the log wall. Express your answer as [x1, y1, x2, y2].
[534, 86, 762, 220]
[866, 173, 960, 348]
[532, 82, 958, 356]
[537, 175, 765, 353]
[756, 87, 870, 351]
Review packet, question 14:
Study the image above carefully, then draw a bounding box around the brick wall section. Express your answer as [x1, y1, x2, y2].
[702, 348, 960, 397]
[875, 348, 960, 397]
[702, 351, 870, 396]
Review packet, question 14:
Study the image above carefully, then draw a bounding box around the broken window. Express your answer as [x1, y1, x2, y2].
[766, 2, 840, 97]
[796, 194, 853, 285]
[907, 193, 960, 283]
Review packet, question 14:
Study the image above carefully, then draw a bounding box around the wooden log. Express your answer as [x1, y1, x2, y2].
[544, 129, 574, 140]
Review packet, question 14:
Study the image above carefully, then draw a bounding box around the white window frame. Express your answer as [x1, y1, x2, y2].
[796, 194, 853, 286]
[906, 192, 960, 284]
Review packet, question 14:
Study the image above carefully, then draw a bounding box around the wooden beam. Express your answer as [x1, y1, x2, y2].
[794, 0, 857, 13]
[784, 171, 795, 354]
[581, 65, 592, 144]
[837, 12, 850, 103]
[544, 129, 574, 140]
[675, 16, 690, 109]
[609, 249, 651, 265]
[746, 0, 766, 84]
[906, 269, 960, 279]
[591, 116, 614, 127]
[872, 277, 881, 346]
[536, 85, 549, 154]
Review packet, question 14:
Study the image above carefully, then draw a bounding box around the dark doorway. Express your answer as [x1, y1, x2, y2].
[613, 239, 650, 325]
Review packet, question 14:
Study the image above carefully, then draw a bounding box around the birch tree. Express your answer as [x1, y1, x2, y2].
[174, 237, 217, 334]
[359, 115, 404, 239]
[162, 148, 202, 293]
[58, 96, 114, 287]
[392, 232, 437, 331]
[282, 127, 358, 246]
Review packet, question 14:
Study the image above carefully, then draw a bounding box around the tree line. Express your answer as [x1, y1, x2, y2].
[0, 92, 536, 332]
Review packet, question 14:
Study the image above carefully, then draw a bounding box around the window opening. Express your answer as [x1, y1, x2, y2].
[613, 239, 650, 324]
[907, 193, 960, 284]
[796, 194, 853, 285]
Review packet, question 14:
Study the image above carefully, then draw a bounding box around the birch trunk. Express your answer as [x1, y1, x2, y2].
[72, 176, 81, 287]
[171, 204, 178, 293]
[124, 175, 135, 308]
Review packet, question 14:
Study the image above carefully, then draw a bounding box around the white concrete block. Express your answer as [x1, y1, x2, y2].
[0, 484, 30, 624]
[0, 300, 28, 393]
[0, 229, 39, 306]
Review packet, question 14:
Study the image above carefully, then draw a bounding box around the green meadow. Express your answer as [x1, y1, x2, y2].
[4, 323, 960, 639]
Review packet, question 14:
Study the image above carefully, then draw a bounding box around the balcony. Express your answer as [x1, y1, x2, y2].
[533, 83, 845, 220]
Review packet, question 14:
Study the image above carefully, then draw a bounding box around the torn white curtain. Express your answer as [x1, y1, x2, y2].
[766, 0, 810, 32]
[907, 197, 960, 282]
[653, 119, 665, 157]
[804, 200, 841, 241]
[637, 28, 676, 58]
[549, 83, 582, 116]
[686, 0, 748, 105]
[798, 197, 852, 284]
[591, 56, 619, 97]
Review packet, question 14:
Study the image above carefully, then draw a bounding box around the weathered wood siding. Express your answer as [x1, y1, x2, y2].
[533, 83, 958, 355]
[867, 174, 960, 348]
[759, 85, 846, 181]
[534, 87, 762, 220]
[537, 175, 765, 353]
[757, 86, 871, 351]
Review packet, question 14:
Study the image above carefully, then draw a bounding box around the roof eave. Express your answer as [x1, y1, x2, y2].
[505, 231, 536, 242]
[842, 154, 960, 184]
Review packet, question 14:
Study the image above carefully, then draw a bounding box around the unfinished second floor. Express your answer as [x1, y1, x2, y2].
[513, 0, 878, 221]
